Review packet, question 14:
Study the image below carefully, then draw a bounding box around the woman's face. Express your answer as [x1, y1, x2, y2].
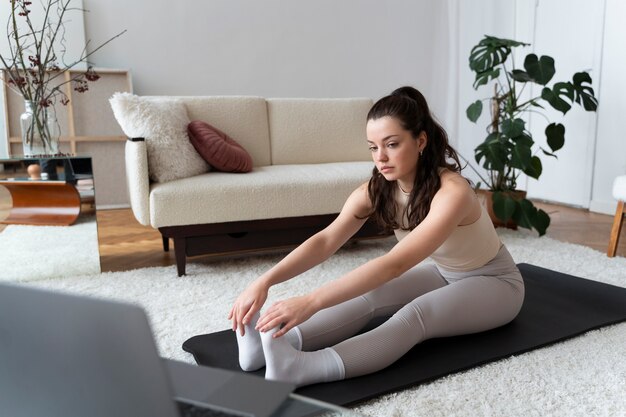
[366, 116, 426, 188]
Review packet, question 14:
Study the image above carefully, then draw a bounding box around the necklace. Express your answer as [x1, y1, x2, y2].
[398, 183, 411, 195]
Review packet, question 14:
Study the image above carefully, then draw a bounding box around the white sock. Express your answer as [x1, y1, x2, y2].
[235, 312, 265, 371]
[285, 326, 303, 350]
[235, 313, 302, 371]
[261, 327, 345, 387]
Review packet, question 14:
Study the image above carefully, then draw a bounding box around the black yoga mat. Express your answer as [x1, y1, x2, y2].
[183, 263, 626, 407]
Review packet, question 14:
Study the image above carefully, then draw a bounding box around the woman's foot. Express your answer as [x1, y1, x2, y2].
[235, 312, 265, 371]
[260, 327, 345, 387]
[235, 313, 303, 371]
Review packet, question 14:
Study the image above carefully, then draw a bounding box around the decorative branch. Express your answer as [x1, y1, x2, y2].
[0, 0, 125, 153]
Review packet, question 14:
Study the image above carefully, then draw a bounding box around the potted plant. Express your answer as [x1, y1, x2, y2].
[0, 0, 125, 156]
[465, 35, 598, 236]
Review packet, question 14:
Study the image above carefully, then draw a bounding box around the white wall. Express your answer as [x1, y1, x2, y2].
[523, 0, 605, 208]
[453, 1, 517, 187]
[590, 0, 626, 214]
[456, 0, 623, 213]
[82, 0, 444, 106]
[79, 0, 623, 213]
[82, 0, 509, 167]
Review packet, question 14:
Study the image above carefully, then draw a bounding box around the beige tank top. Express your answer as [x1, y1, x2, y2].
[393, 186, 501, 271]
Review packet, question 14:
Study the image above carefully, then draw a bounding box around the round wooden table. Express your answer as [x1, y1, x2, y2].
[0, 179, 81, 226]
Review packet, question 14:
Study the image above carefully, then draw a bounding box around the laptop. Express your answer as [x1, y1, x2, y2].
[0, 282, 295, 417]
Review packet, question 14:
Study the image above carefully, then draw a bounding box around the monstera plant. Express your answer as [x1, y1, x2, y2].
[466, 35, 598, 235]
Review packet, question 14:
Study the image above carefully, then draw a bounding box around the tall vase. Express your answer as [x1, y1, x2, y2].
[20, 100, 61, 157]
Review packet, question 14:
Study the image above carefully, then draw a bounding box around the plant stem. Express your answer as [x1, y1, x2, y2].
[515, 96, 542, 112]
[44, 29, 126, 87]
[11, 0, 33, 100]
[457, 153, 490, 187]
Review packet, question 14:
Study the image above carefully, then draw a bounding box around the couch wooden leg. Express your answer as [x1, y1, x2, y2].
[174, 237, 187, 276]
[608, 200, 625, 257]
[162, 235, 169, 252]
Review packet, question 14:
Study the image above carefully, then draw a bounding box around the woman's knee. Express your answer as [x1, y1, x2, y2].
[362, 263, 446, 312]
[404, 276, 523, 339]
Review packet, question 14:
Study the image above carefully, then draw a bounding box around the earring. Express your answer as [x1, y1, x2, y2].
[419, 150, 423, 156]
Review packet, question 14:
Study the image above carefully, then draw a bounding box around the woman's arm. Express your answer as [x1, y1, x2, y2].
[257, 175, 478, 337]
[229, 183, 372, 333]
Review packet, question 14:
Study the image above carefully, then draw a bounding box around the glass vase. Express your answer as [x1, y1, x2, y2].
[20, 100, 61, 157]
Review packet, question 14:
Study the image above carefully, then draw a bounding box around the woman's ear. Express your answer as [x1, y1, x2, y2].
[418, 131, 428, 152]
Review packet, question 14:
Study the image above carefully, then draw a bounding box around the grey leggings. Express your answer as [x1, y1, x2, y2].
[296, 245, 524, 378]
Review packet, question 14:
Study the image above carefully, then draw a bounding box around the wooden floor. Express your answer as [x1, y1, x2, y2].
[95, 201, 626, 273]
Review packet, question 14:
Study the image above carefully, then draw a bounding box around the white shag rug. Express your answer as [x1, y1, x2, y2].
[15, 230, 626, 417]
[0, 217, 101, 281]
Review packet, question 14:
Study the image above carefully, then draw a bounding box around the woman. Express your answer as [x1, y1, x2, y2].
[229, 86, 524, 387]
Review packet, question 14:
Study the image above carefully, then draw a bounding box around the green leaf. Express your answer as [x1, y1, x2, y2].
[512, 133, 534, 148]
[475, 133, 507, 171]
[523, 156, 543, 179]
[572, 72, 598, 111]
[510, 141, 533, 170]
[473, 68, 500, 90]
[541, 148, 558, 159]
[510, 70, 532, 82]
[492, 192, 517, 223]
[469, 36, 528, 73]
[529, 101, 545, 109]
[541, 84, 573, 114]
[513, 198, 537, 229]
[545, 123, 565, 152]
[501, 118, 525, 138]
[531, 208, 551, 236]
[553, 82, 575, 101]
[524, 54, 555, 85]
[466, 100, 483, 122]
[512, 199, 551, 235]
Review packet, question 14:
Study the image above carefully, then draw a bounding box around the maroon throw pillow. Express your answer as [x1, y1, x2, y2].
[187, 121, 253, 173]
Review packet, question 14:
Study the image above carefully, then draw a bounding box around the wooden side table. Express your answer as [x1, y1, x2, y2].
[0, 179, 81, 226]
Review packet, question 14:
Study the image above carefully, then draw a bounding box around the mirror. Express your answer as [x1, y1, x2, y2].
[0, 156, 101, 282]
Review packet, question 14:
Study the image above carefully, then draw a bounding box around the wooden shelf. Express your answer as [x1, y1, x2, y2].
[1, 69, 133, 207]
[8, 135, 126, 143]
[2, 68, 132, 156]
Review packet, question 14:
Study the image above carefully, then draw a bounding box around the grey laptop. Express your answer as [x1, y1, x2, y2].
[0, 282, 295, 417]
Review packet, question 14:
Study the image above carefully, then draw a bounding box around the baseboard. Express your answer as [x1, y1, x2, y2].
[96, 203, 131, 210]
[529, 197, 586, 210]
[589, 200, 616, 215]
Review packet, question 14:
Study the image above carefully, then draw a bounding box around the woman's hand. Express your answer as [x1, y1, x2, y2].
[256, 294, 317, 338]
[228, 280, 269, 336]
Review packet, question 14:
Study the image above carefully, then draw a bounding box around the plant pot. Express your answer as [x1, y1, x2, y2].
[20, 100, 60, 157]
[476, 189, 527, 230]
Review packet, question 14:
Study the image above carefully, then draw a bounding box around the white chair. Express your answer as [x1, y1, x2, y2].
[608, 175, 626, 257]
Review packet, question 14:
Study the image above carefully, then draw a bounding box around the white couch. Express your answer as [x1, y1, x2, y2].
[121, 96, 388, 276]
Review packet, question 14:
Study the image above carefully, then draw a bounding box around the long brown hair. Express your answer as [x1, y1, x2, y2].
[364, 86, 464, 233]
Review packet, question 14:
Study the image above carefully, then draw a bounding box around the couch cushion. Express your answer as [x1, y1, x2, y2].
[110, 93, 210, 183]
[187, 121, 253, 172]
[267, 98, 373, 165]
[148, 162, 375, 228]
[180, 96, 271, 167]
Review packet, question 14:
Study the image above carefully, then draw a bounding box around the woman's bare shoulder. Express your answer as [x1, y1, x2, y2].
[358, 181, 373, 205]
[342, 181, 373, 217]
[437, 169, 481, 223]
[439, 169, 472, 192]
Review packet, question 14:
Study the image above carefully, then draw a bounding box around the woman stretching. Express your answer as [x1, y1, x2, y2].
[228, 86, 525, 387]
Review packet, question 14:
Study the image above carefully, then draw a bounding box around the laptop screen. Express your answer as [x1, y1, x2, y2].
[0, 283, 180, 417]
[0, 283, 295, 417]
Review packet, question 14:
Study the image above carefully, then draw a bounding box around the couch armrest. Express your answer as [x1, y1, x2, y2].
[125, 138, 151, 226]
